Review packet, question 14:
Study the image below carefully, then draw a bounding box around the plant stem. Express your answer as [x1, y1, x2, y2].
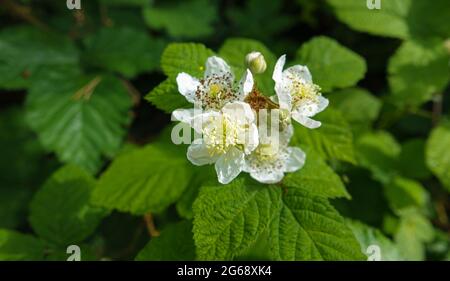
[143, 213, 160, 237]
[1, 0, 50, 31]
[432, 93, 443, 127]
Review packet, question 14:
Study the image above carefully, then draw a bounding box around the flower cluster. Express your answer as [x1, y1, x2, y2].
[172, 54, 328, 184]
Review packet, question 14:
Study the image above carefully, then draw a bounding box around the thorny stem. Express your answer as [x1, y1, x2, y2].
[1, 0, 50, 31]
[431, 93, 443, 127]
[121, 79, 141, 106]
[144, 213, 160, 237]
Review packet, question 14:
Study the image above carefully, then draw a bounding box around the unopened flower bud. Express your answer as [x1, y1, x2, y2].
[245, 52, 267, 74]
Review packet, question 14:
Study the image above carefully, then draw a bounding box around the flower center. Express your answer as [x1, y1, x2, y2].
[196, 74, 236, 110]
[254, 143, 280, 162]
[202, 114, 243, 157]
[291, 79, 321, 108]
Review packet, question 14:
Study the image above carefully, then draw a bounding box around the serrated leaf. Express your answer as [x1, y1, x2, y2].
[295, 36, 366, 92]
[384, 176, 429, 214]
[0, 229, 45, 261]
[29, 165, 108, 246]
[282, 149, 350, 199]
[270, 189, 365, 260]
[426, 121, 450, 192]
[355, 131, 401, 183]
[83, 26, 163, 78]
[0, 26, 78, 89]
[143, 0, 217, 39]
[161, 43, 215, 78]
[328, 88, 381, 134]
[136, 221, 196, 261]
[292, 108, 356, 164]
[347, 220, 403, 261]
[91, 142, 193, 215]
[193, 177, 282, 260]
[145, 79, 190, 113]
[327, 0, 411, 39]
[219, 38, 277, 95]
[25, 67, 132, 173]
[388, 39, 449, 107]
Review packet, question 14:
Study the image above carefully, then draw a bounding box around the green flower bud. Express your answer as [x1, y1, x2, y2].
[245, 51, 267, 74]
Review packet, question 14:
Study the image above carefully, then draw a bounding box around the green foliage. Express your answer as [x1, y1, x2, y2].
[92, 142, 192, 215]
[83, 26, 163, 78]
[292, 108, 356, 164]
[384, 177, 429, 214]
[295, 36, 367, 92]
[270, 188, 365, 260]
[0, 229, 45, 261]
[282, 150, 350, 199]
[29, 165, 108, 246]
[25, 68, 133, 173]
[193, 177, 282, 260]
[0, 26, 78, 89]
[426, 121, 450, 191]
[145, 78, 190, 113]
[388, 39, 449, 107]
[136, 221, 196, 261]
[143, 0, 217, 39]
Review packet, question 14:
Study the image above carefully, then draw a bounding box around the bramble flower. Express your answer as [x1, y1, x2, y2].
[272, 55, 329, 129]
[186, 101, 259, 184]
[244, 118, 306, 184]
[175, 56, 253, 112]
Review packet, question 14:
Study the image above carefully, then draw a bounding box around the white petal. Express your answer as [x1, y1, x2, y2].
[244, 123, 259, 154]
[205, 56, 233, 78]
[222, 101, 255, 123]
[250, 169, 284, 184]
[291, 110, 322, 129]
[316, 95, 329, 114]
[284, 147, 306, 172]
[171, 108, 195, 124]
[283, 65, 312, 84]
[215, 147, 244, 184]
[272, 55, 286, 83]
[238, 69, 254, 98]
[191, 111, 220, 133]
[187, 139, 217, 166]
[176, 73, 200, 103]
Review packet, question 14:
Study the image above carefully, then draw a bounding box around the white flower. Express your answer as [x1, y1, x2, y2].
[187, 101, 259, 184]
[272, 55, 329, 129]
[175, 56, 254, 112]
[244, 121, 306, 184]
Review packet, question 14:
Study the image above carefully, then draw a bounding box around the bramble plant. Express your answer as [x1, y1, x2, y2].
[0, 0, 449, 262]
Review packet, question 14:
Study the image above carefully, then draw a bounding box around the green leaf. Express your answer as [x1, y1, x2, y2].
[327, 0, 410, 39]
[83, 26, 163, 77]
[219, 38, 277, 95]
[136, 221, 196, 261]
[384, 176, 429, 214]
[282, 149, 350, 199]
[161, 43, 215, 78]
[398, 139, 431, 180]
[0, 187, 31, 229]
[355, 131, 401, 183]
[0, 229, 45, 261]
[25, 67, 133, 173]
[92, 142, 193, 215]
[176, 167, 216, 219]
[426, 121, 450, 192]
[29, 165, 108, 246]
[193, 177, 282, 260]
[145, 79, 190, 113]
[0, 26, 78, 89]
[270, 188, 365, 260]
[347, 220, 403, 261]
[99, 0, 149, 6]
[292, 108, 356, 164]
[394, 209, 434, 261]
[328, 88, 381, 134]
[388, 39, 449, 107]
[143, 0, 217, 39]
[295, 36, 367, 92]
